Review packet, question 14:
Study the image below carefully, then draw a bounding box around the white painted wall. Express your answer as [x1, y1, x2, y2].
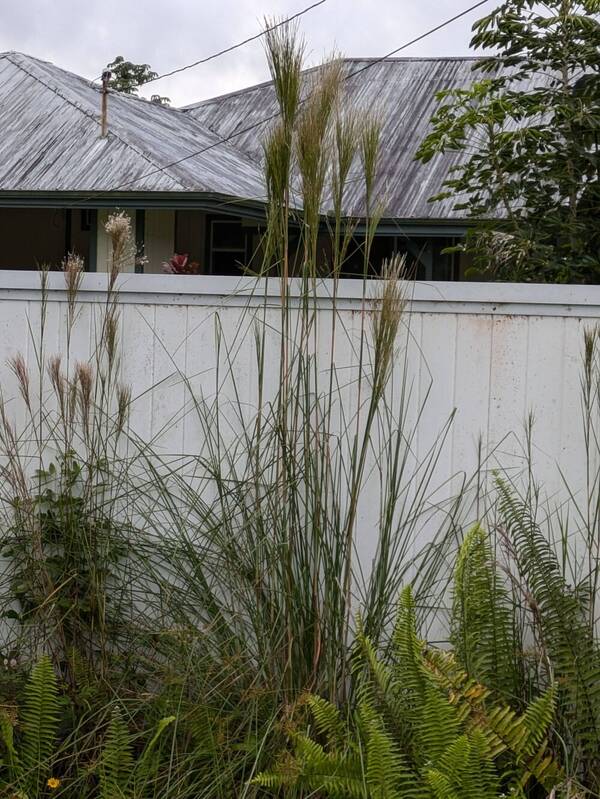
[0, 272, 597, 544]
[144, 210, 175, 273]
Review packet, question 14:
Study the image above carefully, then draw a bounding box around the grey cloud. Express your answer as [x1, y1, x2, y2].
[0, 0, 481, 105]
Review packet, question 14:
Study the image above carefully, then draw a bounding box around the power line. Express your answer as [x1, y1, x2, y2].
[91, 0, 328, 87]
[98, 0, 493, 195]
[345, 0, 491, 79]
[140, 0, 328, 87]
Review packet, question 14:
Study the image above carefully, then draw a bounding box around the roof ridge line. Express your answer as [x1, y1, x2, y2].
[181, 56, 481, 110]
[4, 53, 190, 191]
[342, 55, 481, 61]
[181, 64, 324, 110]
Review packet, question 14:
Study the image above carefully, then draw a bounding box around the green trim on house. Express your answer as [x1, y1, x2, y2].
[352, 221, 469, 237]
[0, 192, 267, 218]
[0, 193, 471, 235]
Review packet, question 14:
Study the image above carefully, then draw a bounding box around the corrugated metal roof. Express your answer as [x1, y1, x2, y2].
[0, 52, 265, 199]
[185, 57, 491, 221]
[0, 53, 530, 222]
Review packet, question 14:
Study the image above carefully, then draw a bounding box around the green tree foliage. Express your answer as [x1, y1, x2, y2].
[106, 56, 157, 93]
[105, 56, 170, 105]
[417, 0, 600, 283]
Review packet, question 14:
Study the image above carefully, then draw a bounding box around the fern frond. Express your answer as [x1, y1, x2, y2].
[423, 647, 561, 791]
[355, 625, 397, 709]
[463, 730, 500, 799]
[497, 478, 600, 784]
[451, 523, 519, 701]
[99, 706, 134, 799]
[417, 684, 461, 769]
[425, 735, 472, 799]
[392, 586, 427, 708]
[20, 655, 60, 797]
[426, 768, 461, 799]
[306, 695, 347, 749]
[434, 734, 471, 787]
[356, 588, 430, 756]
[363, 710, 405, 799]
[254, 732, 365, 798]
[427, 732, 499, 799]
[519, 684, 556, 757]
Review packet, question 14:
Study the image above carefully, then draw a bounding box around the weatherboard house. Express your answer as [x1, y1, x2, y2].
[0, 51, 479, 279]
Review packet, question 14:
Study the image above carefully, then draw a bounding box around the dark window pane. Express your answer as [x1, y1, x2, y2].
[431, 239, 456, 281]
[212, 220, 245, 250]
[341, 236, 397, 278]
[211, 251, 245, 275]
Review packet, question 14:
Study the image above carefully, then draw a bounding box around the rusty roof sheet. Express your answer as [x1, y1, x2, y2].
[0, 51, 266, 199]
[185, 57, 493, 221]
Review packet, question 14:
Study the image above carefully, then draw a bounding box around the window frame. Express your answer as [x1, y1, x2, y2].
[205, 215, 251, 275]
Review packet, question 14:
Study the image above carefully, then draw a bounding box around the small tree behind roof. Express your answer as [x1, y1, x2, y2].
[417, 0, 600, 284]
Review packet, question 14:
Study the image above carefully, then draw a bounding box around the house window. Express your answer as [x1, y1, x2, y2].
[340, 234, 459, 281]
[207, 216, 250, 275]
[80, 209, 93, 232]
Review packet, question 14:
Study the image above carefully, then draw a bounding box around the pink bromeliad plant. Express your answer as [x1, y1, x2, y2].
[162, 253, 200, 275]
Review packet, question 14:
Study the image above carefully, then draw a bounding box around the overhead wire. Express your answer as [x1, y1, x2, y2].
[90, 0, 328, 86]
[85, 0, 493, 199]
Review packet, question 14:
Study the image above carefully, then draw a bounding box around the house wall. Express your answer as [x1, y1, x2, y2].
[69, 210, 94, 265]
[0, 207, 466, 280]
[144, 210, 176, 274]
[94, 209, 203, 274]
[175, 210, 206, 270]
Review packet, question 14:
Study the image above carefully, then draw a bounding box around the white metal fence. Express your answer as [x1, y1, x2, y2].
[1, 271, 598, 526]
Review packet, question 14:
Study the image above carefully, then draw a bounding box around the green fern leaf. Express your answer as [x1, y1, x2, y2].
[497, 478, 600, 785]
[306, 695, 347, 749]
[451, 523, 519, 701]
[423, 648, 561, 791]
[417, 684, 461, 769]
[20, 655, 60, 798]
[392, 586, 427, 709]
[99, 706, 135, 799]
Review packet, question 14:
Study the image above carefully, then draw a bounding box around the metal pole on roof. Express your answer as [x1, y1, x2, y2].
[100, 71, 111, 138]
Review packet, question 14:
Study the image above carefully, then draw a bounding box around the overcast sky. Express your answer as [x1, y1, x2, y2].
[0, 0, 484, 106]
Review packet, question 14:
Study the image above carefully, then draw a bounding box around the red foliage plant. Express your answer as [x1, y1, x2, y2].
[162, 253, 200, 275]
